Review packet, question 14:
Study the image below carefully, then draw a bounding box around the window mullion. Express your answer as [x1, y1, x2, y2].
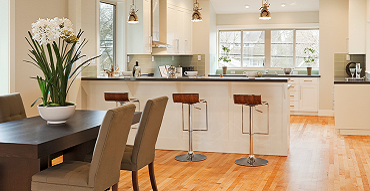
[293, 29, 296, 68]
[265, 29, 271, 68]
[240, 30, 243, 67]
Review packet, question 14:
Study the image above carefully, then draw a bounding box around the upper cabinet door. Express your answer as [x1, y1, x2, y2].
[166, 0, 193, 55]
[348, 0, 366, 54]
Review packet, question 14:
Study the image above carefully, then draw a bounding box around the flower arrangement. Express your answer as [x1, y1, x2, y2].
[303, 47, 316, 66]
[25, 17, 100, 107]
[218, 45, 231, 64]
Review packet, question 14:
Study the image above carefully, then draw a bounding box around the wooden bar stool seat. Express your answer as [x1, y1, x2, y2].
[234, 94, 269, 167]
[104, 92, 140, 111]
[172, 93, 208, 162]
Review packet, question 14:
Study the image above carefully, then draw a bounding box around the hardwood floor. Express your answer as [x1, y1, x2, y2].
[54, 116, 370, 190]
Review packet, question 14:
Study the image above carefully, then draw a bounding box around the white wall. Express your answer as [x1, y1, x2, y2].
[319, 0, 348, 115]
[217, 11, 319, 27]
[193, 0, 217, 75]
[0, 0, 11, 95]
[14, 0, 68, 116]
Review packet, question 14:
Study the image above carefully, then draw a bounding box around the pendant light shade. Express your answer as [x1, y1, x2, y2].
[128, 0, 139, 24]
[259, 0, 271, 20]
[191, 0, 202, 22]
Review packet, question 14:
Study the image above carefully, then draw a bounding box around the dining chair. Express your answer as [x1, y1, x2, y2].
[31, 104, 136, 191]
[85, 96, 168, 191]
[0, 92, 27, 123]
[121, 96, 168, 191]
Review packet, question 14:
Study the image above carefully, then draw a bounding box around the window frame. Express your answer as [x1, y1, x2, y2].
[217, 28, 319, 69]
[99, 1, 117, 72]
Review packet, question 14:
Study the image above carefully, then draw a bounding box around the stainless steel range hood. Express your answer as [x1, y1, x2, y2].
[152, 0, 171, 48]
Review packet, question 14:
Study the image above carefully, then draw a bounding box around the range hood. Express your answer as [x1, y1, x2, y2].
[152, 0, 171, 48]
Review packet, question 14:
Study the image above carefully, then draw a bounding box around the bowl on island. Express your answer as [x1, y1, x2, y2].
[122, 71, 132, 77]
[283, 68, 293, 75]
[244, 71, 258, 78]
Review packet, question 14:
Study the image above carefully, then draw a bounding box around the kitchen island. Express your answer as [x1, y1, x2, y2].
[81, 77, 290, 156]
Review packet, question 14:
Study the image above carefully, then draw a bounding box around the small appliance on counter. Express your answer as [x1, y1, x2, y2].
[176, 65, 183, 77]
[182, 66, 194, 77]
[167, 66, 177, 78]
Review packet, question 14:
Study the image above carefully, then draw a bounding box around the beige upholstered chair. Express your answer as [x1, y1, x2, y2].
[121, 96, 168, 191]
[31, 104, 136, 191]
[0, 93, 26, 123]
[85, 96, 168, 191]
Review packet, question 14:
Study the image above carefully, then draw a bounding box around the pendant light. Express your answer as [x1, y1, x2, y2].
[191, 0, 202, 22]
[128, 0, 139, 24]
[259, 0, 271, 20]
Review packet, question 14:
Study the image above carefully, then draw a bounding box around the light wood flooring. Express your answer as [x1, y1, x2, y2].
[54, 116, 370, 190]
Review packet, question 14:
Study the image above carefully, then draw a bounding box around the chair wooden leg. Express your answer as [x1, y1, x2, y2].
[132, 171, 139, 191]
[148, 162, 158, 191]
[112, 183, 118, 191]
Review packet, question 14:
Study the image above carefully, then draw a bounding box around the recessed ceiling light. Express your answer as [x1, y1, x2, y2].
[245, 5, 250, 8]
[281, 3, 286, 7]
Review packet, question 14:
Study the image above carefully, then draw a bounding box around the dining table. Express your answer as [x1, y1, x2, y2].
[0, 110, 141, 191]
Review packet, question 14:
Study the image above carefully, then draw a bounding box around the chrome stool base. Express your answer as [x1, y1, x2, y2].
[175, 153, 207, 162]
[235, 156, 268, 167]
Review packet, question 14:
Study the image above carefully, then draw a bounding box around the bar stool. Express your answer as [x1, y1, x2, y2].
[104, 91, 140, 111]
[173, 93, 208, 162]
[234, 94, 269, 167]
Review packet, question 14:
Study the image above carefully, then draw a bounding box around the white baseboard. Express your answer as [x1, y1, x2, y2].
[339, 129, 370, 136]
[318, 109, 334, 117]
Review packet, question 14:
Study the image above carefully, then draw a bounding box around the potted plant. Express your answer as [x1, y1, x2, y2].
[25, 17, 100, 124]
[219, 45, 231, 74]
[303, 47, 316, 75]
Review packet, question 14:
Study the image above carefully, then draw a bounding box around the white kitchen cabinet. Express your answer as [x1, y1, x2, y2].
[126, 0, 152, 54]
[289, 78, 319, 114]
[348, 0, 366, 54]
[166, 1, 192, 54]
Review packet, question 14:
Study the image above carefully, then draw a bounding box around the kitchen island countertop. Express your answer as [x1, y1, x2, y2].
[82, 76, 289, 82]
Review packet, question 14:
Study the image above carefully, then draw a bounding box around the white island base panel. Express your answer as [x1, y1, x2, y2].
[335, 84, 370, 135]
[81, 80, 290, 156]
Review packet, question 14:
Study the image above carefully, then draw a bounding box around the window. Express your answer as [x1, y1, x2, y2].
[296, 30, 319, 67]
[99, 2, 116, 73]
[243, 31, 265, 67]
[219, 31, 241, 67]
[218, 29, 319, 68]
[271, 30, 293, 67]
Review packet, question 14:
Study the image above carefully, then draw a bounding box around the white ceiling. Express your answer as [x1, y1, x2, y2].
[209, 0, 319, 14]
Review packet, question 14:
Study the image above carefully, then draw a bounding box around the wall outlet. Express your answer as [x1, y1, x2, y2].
[172, 56, 174, 61]
[152, 56, 155, 62]
[127, 56, 130, 62]
[91, 59, 95, 64]
[198, 55, 201, 61]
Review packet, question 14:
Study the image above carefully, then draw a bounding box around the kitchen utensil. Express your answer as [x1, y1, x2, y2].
[182, 66, 194, 76]
[167, 66, 177, 78]
[345, 62, 356, 77]
[350, 68, 355, 78]
[184, 71, 198, 77]
[283, 68, 292, 75]
[244, 71, 258, 77]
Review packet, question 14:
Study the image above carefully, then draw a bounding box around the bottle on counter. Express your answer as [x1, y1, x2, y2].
[132, 60, 141, 78]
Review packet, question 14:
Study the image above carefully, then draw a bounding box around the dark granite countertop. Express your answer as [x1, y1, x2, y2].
[208, 74, 321, 78]
[82, 76, 288, 83]
[334, 76, 370, 84]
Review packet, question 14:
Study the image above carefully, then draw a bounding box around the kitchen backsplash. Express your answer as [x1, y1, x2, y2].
[334, 53, 366, 77]
[127, 54, 206, 77]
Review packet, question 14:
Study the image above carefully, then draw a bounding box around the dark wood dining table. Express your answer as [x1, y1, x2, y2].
[0, 110, 141, 191]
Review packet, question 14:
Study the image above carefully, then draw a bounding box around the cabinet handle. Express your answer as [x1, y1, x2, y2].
[290, 105, 294, 107]
[304, 80, 312, 83]
[177, 39, 180, 53]
[185, 39, 188, 54]
[290, 95, 294, 97]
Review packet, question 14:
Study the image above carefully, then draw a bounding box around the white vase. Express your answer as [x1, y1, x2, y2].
[37, 104, 76, 125]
